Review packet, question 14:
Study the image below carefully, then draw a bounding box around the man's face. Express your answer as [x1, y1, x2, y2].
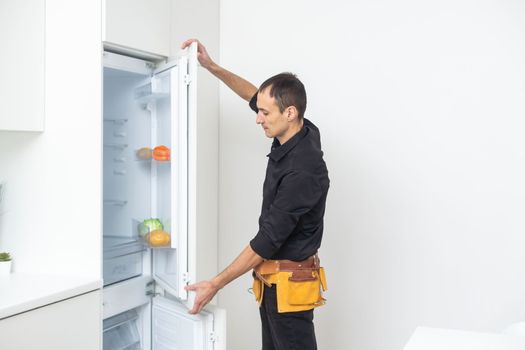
[255, 88, 289, 140]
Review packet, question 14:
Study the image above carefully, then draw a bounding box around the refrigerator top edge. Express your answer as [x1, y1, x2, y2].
[104, 41, 167, 63]
[103, 51, 154, 76]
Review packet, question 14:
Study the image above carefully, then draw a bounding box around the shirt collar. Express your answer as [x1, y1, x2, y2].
[267, 122, 309, 162]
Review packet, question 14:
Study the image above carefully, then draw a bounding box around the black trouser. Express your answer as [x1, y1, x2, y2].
[259, 284, 317, 350]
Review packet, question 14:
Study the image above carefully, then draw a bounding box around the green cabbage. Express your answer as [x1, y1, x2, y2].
[138, 218, 164, 236]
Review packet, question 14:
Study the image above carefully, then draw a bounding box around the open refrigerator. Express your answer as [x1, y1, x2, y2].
[102, 42, 225, 350]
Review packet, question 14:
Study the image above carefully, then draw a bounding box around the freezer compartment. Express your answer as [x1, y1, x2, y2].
[104, 236, 146, 286]
[103, 277, 152, 350]
[103, 309, 141, 350]
[151, 296, 227, 350]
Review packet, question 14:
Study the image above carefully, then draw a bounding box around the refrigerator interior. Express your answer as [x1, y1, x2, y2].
[103, 55, 177, 289]
[102, 47, 225, 350]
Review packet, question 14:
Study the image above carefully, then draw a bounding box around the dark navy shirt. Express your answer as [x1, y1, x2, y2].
[249, 97, 330, 261]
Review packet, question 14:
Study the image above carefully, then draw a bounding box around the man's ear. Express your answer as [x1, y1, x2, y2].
[286, 106, 299, 122]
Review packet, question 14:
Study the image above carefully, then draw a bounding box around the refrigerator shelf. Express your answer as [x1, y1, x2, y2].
[103, 118, 128, 125]
[104, 199, 128, 206]
[104, 236, 145, 256]
[134, 81, 170, 103]
[135, 93, 170, 104]
[134, 158, 171, 163]
[104, 143, 128, 150]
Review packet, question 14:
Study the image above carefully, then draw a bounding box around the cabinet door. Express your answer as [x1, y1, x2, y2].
[0, 290, 101, 350]
[104, 0, 171, 56]
[0, 1, 45, 131]
[152, 295, 226, 350]
[152, 43, 197, 300]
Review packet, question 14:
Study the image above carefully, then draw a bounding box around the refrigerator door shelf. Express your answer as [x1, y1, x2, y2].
[134, 148, 172, 163]
[139, 235, 174, 250]
[136, 218, 174, 249]
[134, 159, 171, 165]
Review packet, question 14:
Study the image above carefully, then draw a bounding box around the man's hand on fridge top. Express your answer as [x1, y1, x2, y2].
[185, 279, 221, 314]
[181, 38, 215, 70]
[181, 38, 257, 101]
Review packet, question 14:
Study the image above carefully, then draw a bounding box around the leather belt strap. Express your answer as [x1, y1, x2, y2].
[253, 254, 320, 287]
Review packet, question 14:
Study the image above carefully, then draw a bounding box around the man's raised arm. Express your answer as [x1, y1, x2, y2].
[182, 39, 257, 101]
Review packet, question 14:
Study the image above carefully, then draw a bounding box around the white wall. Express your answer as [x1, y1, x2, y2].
[0, 0, 101, 277]
[218, 0, 525, 349]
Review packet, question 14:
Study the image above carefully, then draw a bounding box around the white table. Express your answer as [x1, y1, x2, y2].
[404, 327, 525, 350]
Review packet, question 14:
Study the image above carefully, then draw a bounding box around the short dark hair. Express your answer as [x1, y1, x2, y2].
[259, 72, 307, 119]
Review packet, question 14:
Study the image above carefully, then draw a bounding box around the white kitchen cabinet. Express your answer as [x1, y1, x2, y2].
[103, 0, 171, 57]
[0, 290, 101, 350]
[0, 0, 45, 131]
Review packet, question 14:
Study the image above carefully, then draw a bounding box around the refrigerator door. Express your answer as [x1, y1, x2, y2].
[152, 296, 226, 350]
[152, 43, 197, 300]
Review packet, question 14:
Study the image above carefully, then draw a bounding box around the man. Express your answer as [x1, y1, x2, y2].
[182, 38, 329, 350]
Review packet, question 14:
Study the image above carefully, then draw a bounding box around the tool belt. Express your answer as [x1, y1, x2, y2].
[252, 254, 328, 313]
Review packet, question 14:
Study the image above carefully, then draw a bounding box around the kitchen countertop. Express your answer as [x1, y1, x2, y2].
[0, 272, 102, 319]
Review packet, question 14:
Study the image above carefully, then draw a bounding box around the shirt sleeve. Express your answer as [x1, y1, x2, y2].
[250, 170, 322, 259]
[249, 92, 258, 113]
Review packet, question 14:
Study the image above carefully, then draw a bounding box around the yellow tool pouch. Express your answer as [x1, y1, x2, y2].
[252, 257, 328, 313]
[288, 269, 323, 305]
[252, 273, 263, 303]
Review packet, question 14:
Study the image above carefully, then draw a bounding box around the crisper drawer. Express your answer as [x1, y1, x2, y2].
[104, 236, 146, 286]
[103, 309, 141, 350]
